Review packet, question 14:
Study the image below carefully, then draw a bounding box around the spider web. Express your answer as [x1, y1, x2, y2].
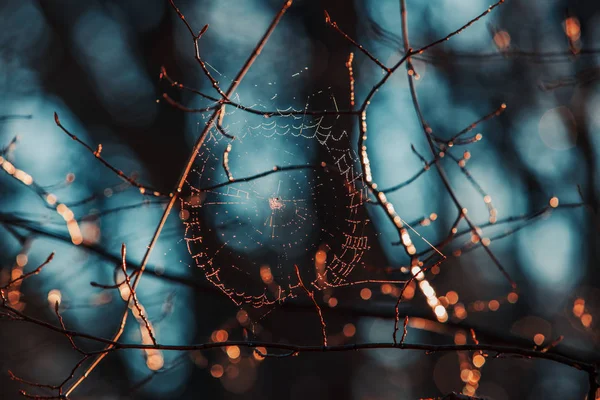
[181, 87, 377, 308]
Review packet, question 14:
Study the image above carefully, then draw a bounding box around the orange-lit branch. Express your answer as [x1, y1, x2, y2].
[444, 150, 497, 223]
[416, 202, 585, 259]
[54, 301, 86, 355]
[541, 335, 564, 353]
[392, 259, 443, 344]
[119, 244, 157, 346]
[222, 142, 234, 182]
[0, 154, 34, 186]
[294, 265, 328, 346]
[401, 316, 409, 344]
[5, 0, 597, 398]
[324, 10, 389, 72]
[0, 152, 85, 245]
[1, 283, 598, 398]
[353, 0, 504, 262]
[439, 104, 507, 146]
[346, 52, 355, 108]
[167, 1, 229, 100]
[0, 252, 54, 291]
[7, 300, 92, 398]
[159, 66, 219, 102]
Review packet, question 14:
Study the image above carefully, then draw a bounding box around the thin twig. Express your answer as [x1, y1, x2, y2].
[400, 0, 515, 289]
[381, 167, 429, 194]
[53, 113, 167, 198]
[1, 253, 54, 291]
[400, 316, 409, 344]
[324, 10, 389, 72]
[294, 265, 327, 346]
[346, 52, 355, 108]
[409, 0, 506, 57]
[222, 142, 234, 182]
[120, 244, 157, 346]
[392, 259, 442, 343]
[167, 1, 229, 100]
[54, 301, 85, 355]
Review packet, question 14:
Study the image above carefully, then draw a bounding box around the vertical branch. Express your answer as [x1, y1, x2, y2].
[222, 142, 234, 182]
[400, 316, 409, 344]
[55, 301, 85, 355]
[295, 265, 327, 346]
[422, 212, 464, 264]
[392, 259, 443, 344]
[120, 244, 157, 346]
[64, 295, 128, 397]
[0, 253, 54, 291]
[400, 1, 417, 79]
[167, 1, 228, 100]
[53, 114, 167, 198]
[440, 104, 506, 146]
[400, 0, 515, 289]
[346, 52, 355, 108]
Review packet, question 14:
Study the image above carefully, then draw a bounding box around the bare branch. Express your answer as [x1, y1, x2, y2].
[400, 0, 515, 289]
[167, 0, 229, 100]
[119, 244, 157, 346]
[400, 316, 409, 344]
[324, 10, 389, 72]
[1, 253, 54, 291]
[222, 142, 234, 182]
[294, 265, 327, 346]
[62, 2, 295, 396]
[53, 113, 168, 198]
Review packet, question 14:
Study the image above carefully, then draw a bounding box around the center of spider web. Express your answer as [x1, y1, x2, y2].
[268, 196, 285, 211]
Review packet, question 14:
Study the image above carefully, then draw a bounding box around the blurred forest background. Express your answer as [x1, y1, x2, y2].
[1, 0, 600, 399]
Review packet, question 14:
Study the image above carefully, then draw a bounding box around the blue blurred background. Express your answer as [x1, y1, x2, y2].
[1, 0, 599, 399]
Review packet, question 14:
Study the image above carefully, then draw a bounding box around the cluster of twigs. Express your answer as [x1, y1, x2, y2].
[1, 0, 599, 399]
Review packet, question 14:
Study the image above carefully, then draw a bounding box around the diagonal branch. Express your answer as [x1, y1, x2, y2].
[1, 253, 54, 292]
[53, 113, 168, 198]
[120, 244, 157, 346]
[324, 10, 389, 72]
[62, 1, 295, 396]
[167, 1, 229, 100]
[400, 0, 515, 289]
